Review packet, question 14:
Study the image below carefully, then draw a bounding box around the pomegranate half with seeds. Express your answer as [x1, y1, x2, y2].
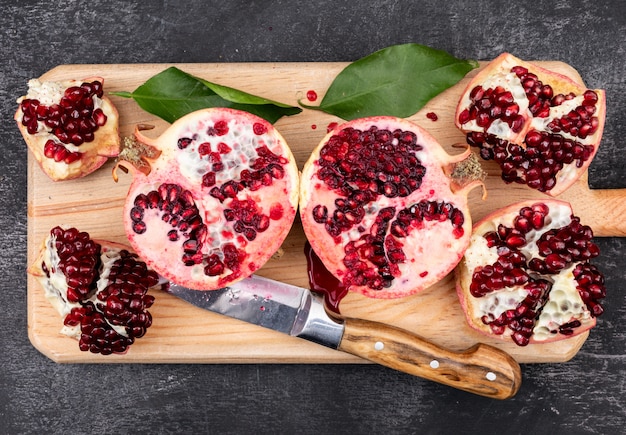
[455, 53, 606, 196]
[16, 77, 120, 181]
[29, 226, 162, 355]
[300, 116, 485, 299]
[456, 200, 606, 346]
[114, 108, 299, 291]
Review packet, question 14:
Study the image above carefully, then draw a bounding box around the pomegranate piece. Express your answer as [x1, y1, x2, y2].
[15, 77, 120, 181]
[456, 200, 606, 346]
[28, 226, 162, 355]
[114, 108, 299, 291]
[300, 116, 485, 299]
[455, 53, 606, 196]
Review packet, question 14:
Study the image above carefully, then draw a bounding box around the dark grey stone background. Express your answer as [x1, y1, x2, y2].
[1, 1, 625, 434]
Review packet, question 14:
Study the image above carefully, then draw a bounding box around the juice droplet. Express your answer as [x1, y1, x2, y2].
[426, 112, 438, 121]
[326, 122, 338, 133]
[306, 90, 318, 102]
[304, 242, 348, 314]
[311, 124, 317, 130]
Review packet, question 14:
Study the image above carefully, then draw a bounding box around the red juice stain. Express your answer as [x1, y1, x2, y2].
[304, 241, 348, 314]
[426, 112, 438, 121]
[311, 124, 317, 130]
[326, 122, 338, 133]
[306, 90, 318, 102]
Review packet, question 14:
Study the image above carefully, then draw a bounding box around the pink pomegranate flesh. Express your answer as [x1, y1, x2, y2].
[300, 116, 485, 299]
[456, 200, 605, 346]
[114, 108, 300, 291]
[455, 53, 606, 196]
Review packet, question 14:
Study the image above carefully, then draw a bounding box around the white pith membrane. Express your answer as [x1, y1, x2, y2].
[459, 201, 597, 343]
[15, 77, 120, 180]
[456, 53, 605, 196]
[37, 233, 130, 338]
[300, 116, 482, 299]
[124, 109, 299, 290]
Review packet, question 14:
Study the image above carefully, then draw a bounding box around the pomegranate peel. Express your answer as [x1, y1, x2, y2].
[455, 199, 606, 346]
[456, 53, 606, 196]
[300, 116, 486, 299]
[114, 108, 299, 291]
[29, 226, 162, 355]
[16, 77, 120, 181]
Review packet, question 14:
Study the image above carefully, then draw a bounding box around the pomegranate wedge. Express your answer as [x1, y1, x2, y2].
[456, 53, 606, 196]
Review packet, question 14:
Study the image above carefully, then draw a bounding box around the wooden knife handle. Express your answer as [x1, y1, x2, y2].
[338, 317, 522, 400]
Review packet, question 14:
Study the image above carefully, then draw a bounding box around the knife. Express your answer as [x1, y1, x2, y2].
[165, 274, 522, 399]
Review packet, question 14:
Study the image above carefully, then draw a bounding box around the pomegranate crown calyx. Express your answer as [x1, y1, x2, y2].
[447, 150, 488, 199]
[451, 151, 487, 183]
[112, 127, 161, 182]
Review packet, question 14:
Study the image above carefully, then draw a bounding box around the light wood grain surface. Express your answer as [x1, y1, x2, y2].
[27, 61, 625, 364]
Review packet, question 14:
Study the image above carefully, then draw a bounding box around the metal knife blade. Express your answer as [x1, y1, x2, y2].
[165, 274, 522, 400]
[166, 274, 344, 348]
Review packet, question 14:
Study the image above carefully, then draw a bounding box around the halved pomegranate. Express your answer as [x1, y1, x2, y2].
[16, 77, 120, 181]
[456, 200, 605, 346]
[29, 226, 162, 355]
[455, 53, 606, 196]
[114, 108, 299, 290]
[300, 116, 485, 299]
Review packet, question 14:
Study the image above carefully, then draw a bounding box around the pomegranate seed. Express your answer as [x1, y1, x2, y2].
[208, 120, 229, 136]
[253, 122, 267, 135]
[178, 137, 193, 149]
[196, 142, 210, 155]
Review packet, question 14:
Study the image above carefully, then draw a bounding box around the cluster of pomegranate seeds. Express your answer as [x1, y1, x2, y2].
[317, 126, 425, 201]
[342, 207, 398, 289]
[184, 124, 287, 195]
[458, 85, 525, 133]
[469, 203, 605, 345]
[131, 183, 209, 268]
[20, 80, 107, 164]
[62, 249, 157, 355]
[458, 62, 602, 193]
[511, 66, 555, 118]
[513, 67, 601, 140]
[573, 263, 606, 317]
[482, 279, 552, 346]
[311, 125, 466, 291]
[528, 217, 599, 273]
[466, 130, 594, 192]
[64, 303, 135, 354]
[46, 226, 101, 303]
[43, 139, 81, 163]
[40, 226, 158, 355]
[206, 144, 287, 194]
[224, 198, 271, 241]
[96, 249, 157, 333]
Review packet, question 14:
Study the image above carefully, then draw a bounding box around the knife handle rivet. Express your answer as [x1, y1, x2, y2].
[429, 360, 440, 369]
[374, 341, 384, 351]
[486, 371, 497, 381]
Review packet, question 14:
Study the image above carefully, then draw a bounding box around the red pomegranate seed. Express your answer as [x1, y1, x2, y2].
[253, 122, 267, 135]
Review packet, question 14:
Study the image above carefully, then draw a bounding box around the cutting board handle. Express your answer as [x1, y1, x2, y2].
[338, 317, 522, 399]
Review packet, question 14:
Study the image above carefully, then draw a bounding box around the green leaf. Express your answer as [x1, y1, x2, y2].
[111, 66, 302, 124]
[300, 43, 479, 120]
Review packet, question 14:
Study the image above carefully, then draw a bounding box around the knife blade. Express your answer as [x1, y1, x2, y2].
[165, 274, 521, 399]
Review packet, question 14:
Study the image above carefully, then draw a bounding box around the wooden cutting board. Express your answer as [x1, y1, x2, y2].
[26, 61, 626, 364]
